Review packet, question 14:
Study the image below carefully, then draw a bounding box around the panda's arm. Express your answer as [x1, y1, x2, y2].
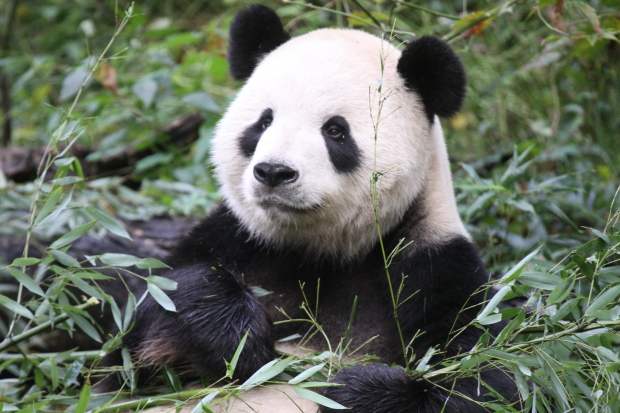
[99, 264, 274, 390]
[322, 236, 517, 412]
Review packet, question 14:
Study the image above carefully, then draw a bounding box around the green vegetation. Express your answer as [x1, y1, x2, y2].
[0, 0, 619, 412]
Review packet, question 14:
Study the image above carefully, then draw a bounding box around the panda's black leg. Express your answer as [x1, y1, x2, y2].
[321, 365, 516, 413]
[100, 264, 274, 390]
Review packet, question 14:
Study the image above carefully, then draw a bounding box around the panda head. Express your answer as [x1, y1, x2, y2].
[211, 5, 467, 260]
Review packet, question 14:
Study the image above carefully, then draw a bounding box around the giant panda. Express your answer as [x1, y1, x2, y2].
[100, 4, 517, 412]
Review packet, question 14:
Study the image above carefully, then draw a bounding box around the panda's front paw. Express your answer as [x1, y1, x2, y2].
[124, 264, 275, 383]
[321, 365, 425, 413]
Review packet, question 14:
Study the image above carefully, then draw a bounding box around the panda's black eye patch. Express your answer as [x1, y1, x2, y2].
[239, 108, 273, 158]
[321, 116, 361, 174]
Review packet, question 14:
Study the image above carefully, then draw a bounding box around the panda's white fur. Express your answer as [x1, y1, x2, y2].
[212, 29, 468, 260]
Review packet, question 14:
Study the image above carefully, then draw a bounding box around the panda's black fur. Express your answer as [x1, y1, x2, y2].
[100, 5, 518, 412]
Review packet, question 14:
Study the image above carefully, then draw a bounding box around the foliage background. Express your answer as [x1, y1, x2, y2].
[0, 0, 619, 412]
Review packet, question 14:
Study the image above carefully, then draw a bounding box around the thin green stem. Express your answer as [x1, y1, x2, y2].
[281, 0, 381, 29]
[0, 350, 103, 363]
[394, 1, 460, 20]
[348, 0, 383, 29]
[0, 298, 99, 353]
[369, 39, 408, 369]
[5, 3, 135, 338]
[95, 388, 227, 413]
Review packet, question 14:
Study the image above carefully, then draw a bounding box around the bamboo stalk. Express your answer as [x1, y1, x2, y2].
[0, 298, 99, 353]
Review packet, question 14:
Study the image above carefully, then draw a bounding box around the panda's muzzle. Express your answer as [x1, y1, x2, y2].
[253, 162, 298, 187]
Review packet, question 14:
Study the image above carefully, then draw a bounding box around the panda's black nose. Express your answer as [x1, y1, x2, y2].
[253, 162, 298, 187]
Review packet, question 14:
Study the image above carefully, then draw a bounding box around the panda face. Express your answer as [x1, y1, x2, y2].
[212, 30, 437, 260]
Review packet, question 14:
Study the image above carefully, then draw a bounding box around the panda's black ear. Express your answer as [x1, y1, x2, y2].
[228, 5, 291, 81]
[396, 36, 466, 122]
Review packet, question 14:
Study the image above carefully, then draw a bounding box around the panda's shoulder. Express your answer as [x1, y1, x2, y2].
[169, 203, 257, 266]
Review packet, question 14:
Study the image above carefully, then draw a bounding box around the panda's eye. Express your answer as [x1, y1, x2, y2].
[260, 116, 273, 131]
[325, 125, 343, 139]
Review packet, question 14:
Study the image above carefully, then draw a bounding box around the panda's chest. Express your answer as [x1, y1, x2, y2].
[242, 254, 397, 361]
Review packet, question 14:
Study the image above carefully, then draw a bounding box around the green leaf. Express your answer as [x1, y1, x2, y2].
[511, 367, 529, 401]
[34, 187, 63, 226]
[8, 267, 44, 296]
[75, 382, 91, 413]
[288, 363, 325, 385]
[226, 330, 250, 379]
[147, 283, 176, 312]
[132, 77, 157, 107]
[147, 275, 177, 290]
[586, 227, 611, 244]
[49, 249, 80, 267]
[190, 392, 219, 413]
[163, 366, 183, 393]
[83, 206, 131, 239]
[293, 386, 348, 409]
[547, 274, 576, 305]
[135, 257, 169, 269]
[550, 298, 580, 323]
[250, 286, 273, 298]
[415, 347, 436, 371]
[51, 176, 83, 186]
[571, 254, 596, 279]
[479, 286, 511, 320]
[493, 308, 525, 345]
[108, 296, 122, 333]
[576, 236, 620, 255]
[50, 358, 59, 390]
[123, 293, 136, 332]
[64, 356, 86, 387]
[585, 284, 620, 317]
[0, 295, 34, 319]
[11, 257, 41, 267]
[68, 311, 101, 343]
[238, 357, 293, 391]
[499, 246, 542, 284]
[49, 221, 96, 249]
[519, 271, 562, 290]
[505, 198, 535, 214]
[72, 277, 105, 300]
[60, 67, 90, 101]
[100, 253, 139, 267]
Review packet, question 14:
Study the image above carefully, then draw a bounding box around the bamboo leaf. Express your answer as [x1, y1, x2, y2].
[585, 284, 620, 316]
[8, 267, 44, 296]
[293, 386, 348, 410]
[0, 295, 34, 319]
[75, 382, 91, 413]
[49, 220, 96, 249]
[11, 258, 41, 267]
[288, 363, 325, 385]
[84, 206, 131, 239]
[147, 275, 177, 290]
[147, 283, 176, 312]
[34, 187, 63, 226]
[100, 253, 139, 267]
[49, 249, 80, 267]
[226, 330, 249, 379]
[68, 311, 101, 343]
[499, 246, 542, 283]
[238, 357, 293, 391]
